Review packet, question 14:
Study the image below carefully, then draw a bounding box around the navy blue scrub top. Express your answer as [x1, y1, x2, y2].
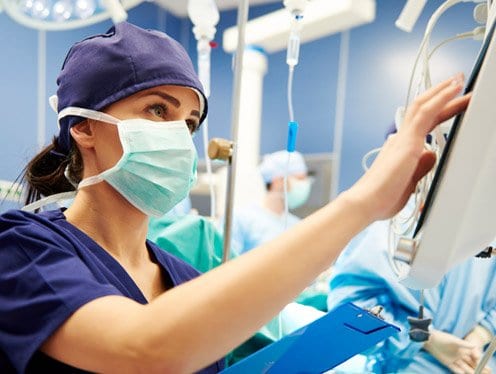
[0, 209, 225, 373]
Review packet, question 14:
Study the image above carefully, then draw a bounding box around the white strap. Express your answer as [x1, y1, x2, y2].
[22, 191, 76, 212]
[77, 174, 106, 189]
[49, 95, 58, 113]
[57, 107, 120, 128]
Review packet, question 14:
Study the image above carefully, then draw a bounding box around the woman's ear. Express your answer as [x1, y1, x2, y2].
[70, 120, 95, 149]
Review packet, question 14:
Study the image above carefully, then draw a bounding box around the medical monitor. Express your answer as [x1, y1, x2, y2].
[394, 20, 496, 289]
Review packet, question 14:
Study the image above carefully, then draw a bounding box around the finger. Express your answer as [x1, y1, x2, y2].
[482, 366, 492, 374]
[450, 361, 466, 374]
[411, 81, 465, 135]
[435, 93, 472, 125]
[415, 72, 465, 105]
[469, 349, 481, 366]
[455, 359, 476, 374]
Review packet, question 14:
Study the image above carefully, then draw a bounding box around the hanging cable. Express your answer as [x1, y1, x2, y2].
[389, 0, 483, 279]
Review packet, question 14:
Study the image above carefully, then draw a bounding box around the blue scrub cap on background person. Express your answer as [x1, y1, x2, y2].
[55, 21, 207, 155]
[259, 150, 308, 183]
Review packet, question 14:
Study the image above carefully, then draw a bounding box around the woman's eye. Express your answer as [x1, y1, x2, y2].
[148, 104, 168, 119]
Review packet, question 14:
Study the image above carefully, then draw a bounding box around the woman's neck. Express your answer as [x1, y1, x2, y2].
[64, 183, 150, 265]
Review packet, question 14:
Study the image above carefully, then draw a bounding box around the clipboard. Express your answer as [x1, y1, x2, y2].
[222, 303, 399, 373]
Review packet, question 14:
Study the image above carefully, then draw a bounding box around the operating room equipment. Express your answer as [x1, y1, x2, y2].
[282, 0, 308, 228]
[391, 12, 496, 289]
[188, 0, 219, 219]
[395, 0, 428, 32]
[361, 22, 486, 172]
[406, 290, 431, 342]
[384, 0, 489, 283]
[3, 0, 132, 30]
[404, 0, 482, 112]
[215, 0, 249, 265]
[375, 3, 494, 343]
[208, 138, 234, 263]
[222, 0, 374, 209]
[223, 0, 375, 53]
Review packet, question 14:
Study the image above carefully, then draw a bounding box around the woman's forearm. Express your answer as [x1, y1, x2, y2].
[138, 191, 372, 372]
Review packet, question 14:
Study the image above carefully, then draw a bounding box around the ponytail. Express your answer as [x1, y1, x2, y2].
[24, 137, 82, 205]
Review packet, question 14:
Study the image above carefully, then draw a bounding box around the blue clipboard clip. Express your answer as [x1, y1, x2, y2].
[222, 303, 400, 373]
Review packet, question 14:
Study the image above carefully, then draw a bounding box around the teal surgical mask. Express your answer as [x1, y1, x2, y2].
[58, 107, 197, 217]
[287, 178, 312, 210]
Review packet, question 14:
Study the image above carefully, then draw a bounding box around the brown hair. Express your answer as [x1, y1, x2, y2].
[24, 137, 83, 205]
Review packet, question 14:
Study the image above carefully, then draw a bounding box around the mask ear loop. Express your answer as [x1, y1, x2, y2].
[22, 106, 121, 212]
[57, 107, 121, 189]
[57, 107, 120, 127]
[64, 166, 79, 189]
[22, 191, 77, 212]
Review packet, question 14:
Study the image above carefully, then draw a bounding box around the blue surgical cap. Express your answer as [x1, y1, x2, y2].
[55, 22, 207, 155]
[259, 150, 307, 183]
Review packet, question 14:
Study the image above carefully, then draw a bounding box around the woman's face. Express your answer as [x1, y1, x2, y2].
[91, 85, 201, 172]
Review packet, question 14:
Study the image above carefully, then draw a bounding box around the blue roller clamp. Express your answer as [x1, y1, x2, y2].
[287, 121, 299, 153]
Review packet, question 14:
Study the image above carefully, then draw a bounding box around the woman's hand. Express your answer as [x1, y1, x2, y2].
[346, 73, 471, 222]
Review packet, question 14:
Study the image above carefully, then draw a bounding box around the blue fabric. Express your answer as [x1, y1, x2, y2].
[148, 214, 224, 274]
[230, 204, 300, 255]
[56, 22, 207, 154]
[327, 220, 496, 373]
[0, 209, 224, 373]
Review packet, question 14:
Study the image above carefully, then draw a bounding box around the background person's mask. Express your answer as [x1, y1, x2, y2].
[287, 178, 312, 210]
[60, 107, 197, 217]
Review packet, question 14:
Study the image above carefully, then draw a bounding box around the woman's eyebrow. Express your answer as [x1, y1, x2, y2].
[138, 91, 201, 118]
[139, 91, 181, 108]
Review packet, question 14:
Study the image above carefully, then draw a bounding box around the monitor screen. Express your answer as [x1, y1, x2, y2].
[396, 20, 496, 289]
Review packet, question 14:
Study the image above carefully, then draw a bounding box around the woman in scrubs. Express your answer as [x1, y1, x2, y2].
[0, 22, 470, 373]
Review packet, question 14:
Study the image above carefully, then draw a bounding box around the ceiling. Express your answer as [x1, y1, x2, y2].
[155, 0, 281, 17]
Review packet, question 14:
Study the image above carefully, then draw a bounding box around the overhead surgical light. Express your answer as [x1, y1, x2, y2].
[3, 0, 139, 30]
[395, 0, 428, 32]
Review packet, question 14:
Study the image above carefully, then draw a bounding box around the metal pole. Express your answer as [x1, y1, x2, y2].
[37, 30, 47, 150]
[330, 30, 350, 200]
[222, 0, 250, 263]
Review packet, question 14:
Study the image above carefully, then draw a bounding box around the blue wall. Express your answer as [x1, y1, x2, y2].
[0, 0, 483, 201]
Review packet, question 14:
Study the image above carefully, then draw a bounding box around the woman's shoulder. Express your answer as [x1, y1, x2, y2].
[0, 208, 64, 228]
[0, 209, 72, 252]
